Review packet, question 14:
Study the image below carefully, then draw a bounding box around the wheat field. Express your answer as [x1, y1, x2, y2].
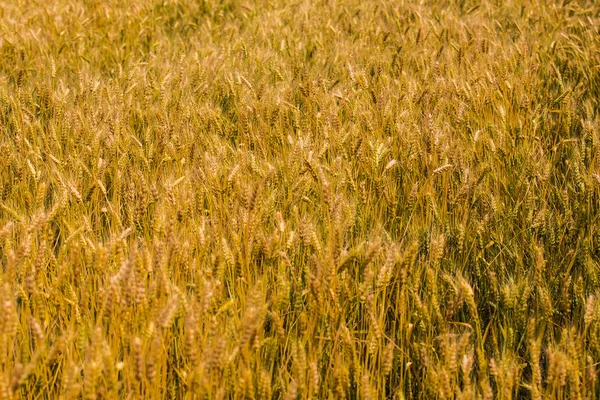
[0, 0, 599, 398]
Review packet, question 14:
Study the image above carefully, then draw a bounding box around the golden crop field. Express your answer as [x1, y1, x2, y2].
[0, 0, 599, 398]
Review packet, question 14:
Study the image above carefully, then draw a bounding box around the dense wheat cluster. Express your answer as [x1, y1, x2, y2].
[0, 0, 600, 398]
